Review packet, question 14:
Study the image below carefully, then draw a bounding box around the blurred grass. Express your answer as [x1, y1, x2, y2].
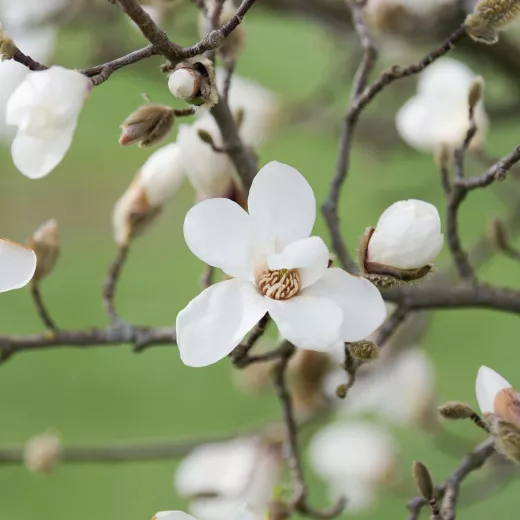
[1, 7, 520, 520]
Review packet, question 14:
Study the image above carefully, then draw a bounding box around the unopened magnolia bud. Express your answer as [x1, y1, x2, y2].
[489, 416, 520, 463]
[234, 107, 245, 130]
[119, 104, 174, 148]
[336, 383, 348, 399]
[434, 142, 452, 169]
[489, 217, 509, 251]
[27, 219, 59, 284]
[350, 340, 380, 361]
[24, 433, 61, 474]
[0, 25, 17, 59]
[438, 401, 475, 420]
[412, 461, 435, 500]
[168, 57, 218, 108]
[197, 128, 215, 146]
[468, 77, 485, 111]
[268, 499, 291, 520]
[466, 0, 520, 44]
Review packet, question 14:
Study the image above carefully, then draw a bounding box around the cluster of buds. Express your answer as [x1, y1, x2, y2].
[168, 56, 218, 108]
[466, 0, 520, 44]
[358, 200, 444, 287]
[112, 143, 185, 246]
[119, 103, 174, 148]
[26, 219, 59, 285]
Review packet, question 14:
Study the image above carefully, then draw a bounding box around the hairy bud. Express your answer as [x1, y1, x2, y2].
[489, 217, 509, 251]
[27, 219, 59, 284]
[350, 340, 380, 361]
[119, 104, 174, 148]
[336, 383, 348, 399]
[465, 0, 520, 44]
[438, 401, 475, 420]
[24, 433, 61, 474]
[412, 461, 435, 500]
[488, 415, 520, 463]
[468, 77, 485, 111]
[197, 128, 216, 146]
[0, 24, 17, 59]
[168, 57, 218, 108]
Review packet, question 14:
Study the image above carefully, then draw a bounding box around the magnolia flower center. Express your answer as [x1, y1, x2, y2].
[258, 268, 301, 300]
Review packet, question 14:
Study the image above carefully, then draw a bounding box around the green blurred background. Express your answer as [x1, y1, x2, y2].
[1, 4, 520, 519]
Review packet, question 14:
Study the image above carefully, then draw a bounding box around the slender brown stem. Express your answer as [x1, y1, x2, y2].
[103, 244, 130, 324]
[30, 284, 58, 332]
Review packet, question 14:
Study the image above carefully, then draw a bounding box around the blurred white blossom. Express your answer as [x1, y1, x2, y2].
[0, 0, 67, 27]
[396, 58, 488, 153]
[154, 505, 256, 520]
[366, 200, 444, 270]
[0, 238, 36, 292]
[174, 436, 282, 520]
[6, 66, 92, 178]
[309, 421, 397, 512]
[177, 162, 386, 367]
[24, 432, 61, 474]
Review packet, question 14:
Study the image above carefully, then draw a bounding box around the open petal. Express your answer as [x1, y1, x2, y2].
[176, 279, 267, 367]
[0, 239, 36, 292]
[184, 198, 253, 280]
[248, 162, 316, 249]
[11, 124, 75, 179]
[266, 295, 342, 352]
[476, 366, 512, 414]
[153, 512, 196, 520]
[267, 236, 329, 288]
[304, 268, 386, 342]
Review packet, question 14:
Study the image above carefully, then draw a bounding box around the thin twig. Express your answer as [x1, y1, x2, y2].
[376, 306, 409, 347]
[103, 244, 130, 324]
[231, 314, 271, 367]
[30, 284, 58, 332]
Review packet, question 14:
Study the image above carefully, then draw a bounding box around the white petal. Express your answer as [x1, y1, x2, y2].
[0, 239, 36, 292]
[11, 124, 75, 179]
[153, 512, 196, 520]
[266, 296, 342, 351]
[189, 499, 249, 520]
[183, 198, 253, 280]
[304, 268, 386, 342]
[267, 236, 329, 288]
[231, 504, 258, 520]
[395, 96, 437, 153]
[176, 279, 267, 367]
[476, 366, 512, 414]
[174, 437, 258, 498]
[248, 162, 316, 249]
[168, 69, 197, 99]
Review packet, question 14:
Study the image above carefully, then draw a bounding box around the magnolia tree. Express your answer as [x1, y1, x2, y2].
[2, 0, 520, 519]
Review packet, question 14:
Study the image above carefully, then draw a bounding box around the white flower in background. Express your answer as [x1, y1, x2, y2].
[309, 422, 397, 511]
[367, 0, 455, 18]
[154, 505, 255, 520]
[113, 143, 185, 245]
[174, 436, 282, 520]
[6, 66, 92, 178]
[0, 238, 36, 292]
[396, 58, 488, 153]
[24, 432, 61, 474]
[366, 200, 444, 270]
[177, 162, 386, 367]
[0, 0, 67, 27]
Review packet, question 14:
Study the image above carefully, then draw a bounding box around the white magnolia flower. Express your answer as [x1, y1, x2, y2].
[396, 58, 488, 153]
[366, 199, 444, 270]
[367, 0, 455, 18]
[154, 505, 255, 520]
[177, 162, 386, 367]
[309, 422, 397, 512]
[24, 432, 61, 474]
[174, 437, 281, 520]
[6, 65, 92, 179]
[0, 238, 36, 292]
[0, 0, 67, 27]
[168, 69, 199, 100]
[476, 365, 514, 415]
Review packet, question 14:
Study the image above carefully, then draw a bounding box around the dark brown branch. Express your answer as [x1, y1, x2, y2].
[231, 314, 270, 367]
[30, 284, 58, 332]
[10, 48, 48, 71]
[407, 439, 495, 520]
[103, 244, 129, 324]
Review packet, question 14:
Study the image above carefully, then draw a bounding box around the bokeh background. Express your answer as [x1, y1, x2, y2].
[1, 2, 520, 519]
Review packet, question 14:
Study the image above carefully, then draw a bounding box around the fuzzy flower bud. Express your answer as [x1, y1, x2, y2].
[24, 433, 61, 474]
[361, 200, 444, 280]
[112, 143, 185, 245]
[168, 57, 218, 108]
[27, 218, 59, 284]
[438, 401, 476, 420]
[466, 0, 520, 44]
[489, 217, 509, 251]
[119, 103, 174, 148]
[412, 461, 435, 500]
[350, 340, 380, 361]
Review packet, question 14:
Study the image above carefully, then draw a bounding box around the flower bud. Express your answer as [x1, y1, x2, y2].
[361, 200, 444, 280]
[350, 340, 380, 361]
[26, 218, 59, 284]
[489, 217, 509, 251]
[24, 433, 61, 474]
[168, 57, 218, 108]
[438, 401, 476, 420]
[465, 0, 520, 44]
[489, 415, 520, 464]
[468, 77, 485, 111]
[412, 461, 434, 500]
[112, 143, 185, 245]
[119, 103, 174, 148]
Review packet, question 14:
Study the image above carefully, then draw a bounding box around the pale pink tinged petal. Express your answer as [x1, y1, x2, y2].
[176, 279, 267, 367]
[0, 239, 36, 292]
[183, 198, 253, 280]
[248, 161, 316, 248]
[153, 512, 197, 520]
[10, 124, 75, 179]
[476, 366, 512, 414]
[266, 296, 342, 352]
[267, 236, 329, 288]
[304, 268, 386, 342]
